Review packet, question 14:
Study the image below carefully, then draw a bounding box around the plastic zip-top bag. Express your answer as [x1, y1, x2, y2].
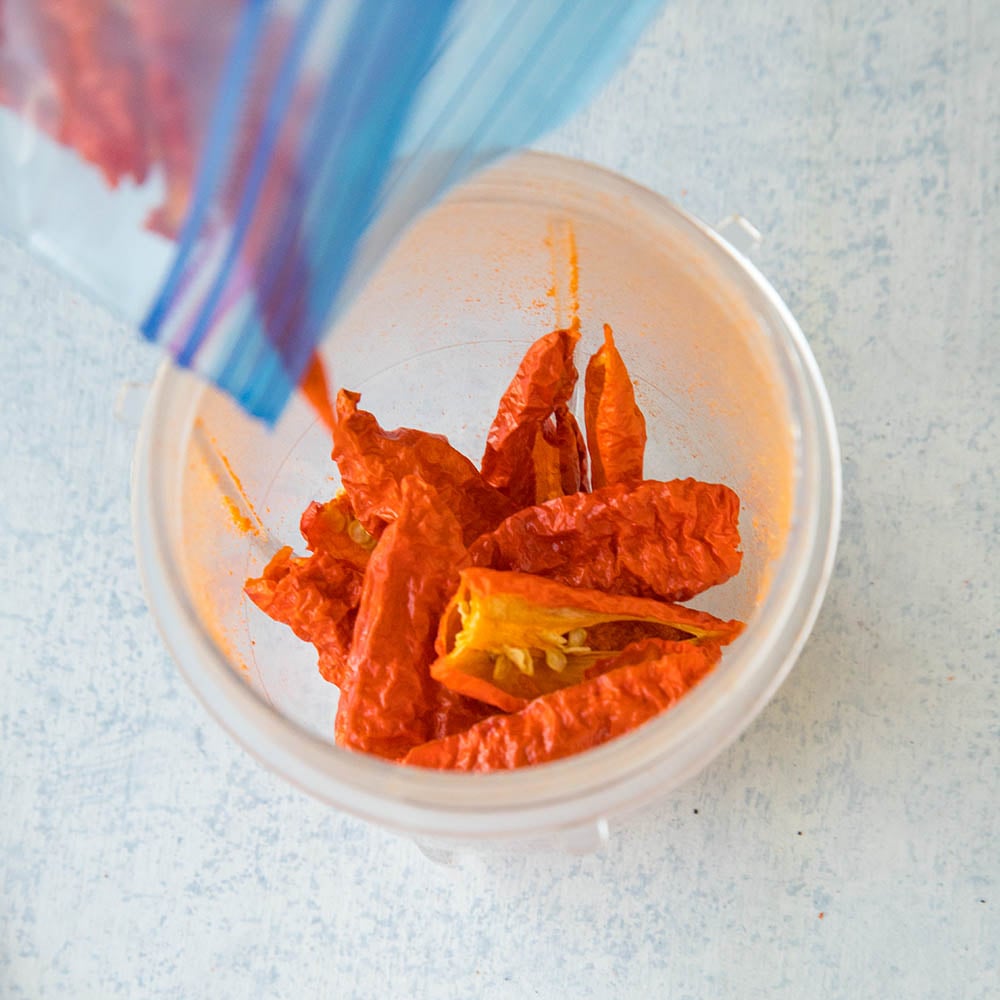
[0, 0, 664, 421]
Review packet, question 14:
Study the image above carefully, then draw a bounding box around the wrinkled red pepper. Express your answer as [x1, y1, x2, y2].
[405, 639, 722, 771]
[430, 568, 742, 712]
[584, 324, 647, 488]
[245, 494, 371, 687]
[299, 493, 375, 566]
[331, 389, 516, 546]
[469, 477, 742, 603]
[243, 322, 749, 770]
[334, 476, 493, 760]
[481, 328, 589, 507]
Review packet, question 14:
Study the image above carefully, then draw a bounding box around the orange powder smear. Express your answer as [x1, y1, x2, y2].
[193, 418, 265, 537]
[223, 496, 254, 534]
[568, 224, 580, 330]
[544, 219, 580, 332]
[216, 450, 264, 536]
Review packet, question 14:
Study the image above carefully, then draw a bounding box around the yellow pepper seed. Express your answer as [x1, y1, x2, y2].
[544, 647, 568, 672]
[348, 519, 376, 548]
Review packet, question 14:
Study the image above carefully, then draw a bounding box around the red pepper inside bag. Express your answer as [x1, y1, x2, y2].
[334, 476, 494, 760]
[332, 389, 515, 546]
[405, 639, 722, 771]
[469, 477, 743, 603]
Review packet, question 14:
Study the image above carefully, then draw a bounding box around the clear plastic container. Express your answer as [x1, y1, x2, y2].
[132, 151, 841, 849]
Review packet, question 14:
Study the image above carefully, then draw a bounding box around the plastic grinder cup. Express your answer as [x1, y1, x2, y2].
[132, 152, 840, 850]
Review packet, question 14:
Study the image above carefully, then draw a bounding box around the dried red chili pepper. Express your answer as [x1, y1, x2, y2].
[245, 494, 372, 687]
[430, 568, 742, 712]
[245, 546, 363, 689]
[469, 477, 742, 603]
[405, 639, 722, 771]
[584, 324, 647, 488]
[332, 389, 515, 546]
[334, 476, 490, 760]
[481, 328, 589, 507]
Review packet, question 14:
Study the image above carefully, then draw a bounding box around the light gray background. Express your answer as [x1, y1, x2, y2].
[2, 1, 997, 997]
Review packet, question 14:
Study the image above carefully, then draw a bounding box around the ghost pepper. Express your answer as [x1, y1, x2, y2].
[334, 476, 491, 760]
[584, 324, 647, 488]
[481, 328, 589, 507]
[332, 389, 515, 546]
[430, 568, 742, 712]
[406, 639, 723, 771]
[469, 478, 742, 603]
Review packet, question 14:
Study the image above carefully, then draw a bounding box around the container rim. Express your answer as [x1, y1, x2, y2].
[132, 150, 841, 842]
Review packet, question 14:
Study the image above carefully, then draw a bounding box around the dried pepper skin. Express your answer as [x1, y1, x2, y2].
[546, 404, 590, 497]
[245, 546, 363, 688]
[430, 568, 742, 712]
[244, 494, 372, 687]
[469, 478, 742, 603]
[334, 477, 476, 760]
[405, 640, 722, 771]
[332, 390, 515, 546]
[584, 324, 647, 488]
[429, 688, 498, 741]
[481, 328, 588, 507]
[299, 494, 374, 568]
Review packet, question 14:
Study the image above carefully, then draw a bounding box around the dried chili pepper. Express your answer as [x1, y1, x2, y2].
[244, 325, 750, 770]
[245, 494, 372, 687]
[405, 639, 722, 771]
[334, 476, 490, 760]
[481, 328, 589, 507]
[332, 389, 515, 546]
[430, 568, 742, 712]
[245, 546, 363, 688]
[584, 324, 647, 488]
[469, 477, 742, 603]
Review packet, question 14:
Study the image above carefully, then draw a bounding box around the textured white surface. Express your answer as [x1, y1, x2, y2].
[1, 1, 998, 997]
